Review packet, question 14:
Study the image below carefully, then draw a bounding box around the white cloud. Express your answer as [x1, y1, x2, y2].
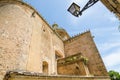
[109, 16, 118, 22]
[103, 13, 119, 22]
[108, 64, 120, 72]
[92, 27, 115, 35]
[98, 42, 120, 53]
[91, 25, 120, 38]
[103, 49, 120, 72]
[93, 26, 116, 32]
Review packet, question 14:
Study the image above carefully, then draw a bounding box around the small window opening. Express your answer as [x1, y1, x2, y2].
[43, 61, 48, 74]
[31, 11, 36, 17]
[43, 29, 45, 32]
[55, 51, 63, 59]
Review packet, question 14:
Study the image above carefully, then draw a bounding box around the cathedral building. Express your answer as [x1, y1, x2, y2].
[1, 0, 119, 80]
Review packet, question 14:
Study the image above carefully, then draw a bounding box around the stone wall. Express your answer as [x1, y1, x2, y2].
[58, 61, 86, 75]
[0, 1, 33, 80]
[64, 31, 108, 76]
[0, 0, 64, 80]
[57, 53, 87, 75]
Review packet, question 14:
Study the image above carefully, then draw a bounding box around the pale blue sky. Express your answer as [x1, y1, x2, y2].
[24, 0, 120, 72]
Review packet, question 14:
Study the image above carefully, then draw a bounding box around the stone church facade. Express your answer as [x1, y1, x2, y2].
[0, 0, 110, 80]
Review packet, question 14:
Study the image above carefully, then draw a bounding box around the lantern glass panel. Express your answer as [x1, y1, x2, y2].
[68, 2, 80, 17]
[69, 4, 75, 14]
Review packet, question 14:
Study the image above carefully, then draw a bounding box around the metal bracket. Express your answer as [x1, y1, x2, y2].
[79, 0, 99, 15]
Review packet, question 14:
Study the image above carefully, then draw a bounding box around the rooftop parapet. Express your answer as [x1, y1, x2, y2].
[64, 30, 91, 43]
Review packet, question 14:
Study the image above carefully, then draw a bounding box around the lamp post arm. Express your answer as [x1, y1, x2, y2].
[79, 0, 99, 15]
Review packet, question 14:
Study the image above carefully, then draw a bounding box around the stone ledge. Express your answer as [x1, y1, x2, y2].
[4, 71, 110, 80]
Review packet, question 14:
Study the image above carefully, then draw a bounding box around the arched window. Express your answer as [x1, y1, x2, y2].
[42, 61, 48, 74]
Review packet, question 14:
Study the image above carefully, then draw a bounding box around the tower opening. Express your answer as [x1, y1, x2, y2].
[42, 61, 48, 74]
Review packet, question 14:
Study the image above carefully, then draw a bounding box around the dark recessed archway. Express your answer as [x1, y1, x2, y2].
[42, 61, 48, 74]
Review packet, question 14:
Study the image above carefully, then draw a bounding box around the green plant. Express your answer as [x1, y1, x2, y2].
[108, 70, 120, 80]
[81, 56, 88, 65]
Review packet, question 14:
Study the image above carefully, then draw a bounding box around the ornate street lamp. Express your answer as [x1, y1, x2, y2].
[68, 0, 99, 17]
[68, 2, 80, 17]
